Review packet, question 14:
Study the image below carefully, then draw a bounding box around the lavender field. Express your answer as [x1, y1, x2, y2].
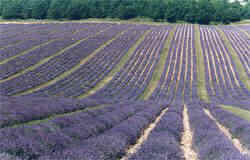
[0, 22, 250, 160]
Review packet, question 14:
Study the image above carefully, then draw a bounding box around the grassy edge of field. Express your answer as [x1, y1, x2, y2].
[77, 29, 151, 99]
[0, 18, 170, 26]
[221, 105, 250, 122]
[139, 25, 177, 100]
[230, 19, 250, 25]
[194, 24, 210, 103]
[215, 27, 250, 90]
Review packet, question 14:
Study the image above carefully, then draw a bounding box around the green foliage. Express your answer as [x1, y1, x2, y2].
[47, 0, 70, 19]
[0, 0, 7, 15]
[117, 5, 137, 19]
[31, 0, 51, 19]
[2, 0, 23, 19]
[0, 0, 248, 24]
[242, 1, 250, 19]
[67, 0, 88, 20]
[197, 0, 215, 25]
[184, 0, 198, 23]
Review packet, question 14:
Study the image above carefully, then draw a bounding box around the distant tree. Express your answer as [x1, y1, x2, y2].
[135, 0, 149, 18]
[0, 0, 247, 24]
[47, 0, 70, 19]
[115, 0, 138, 20]
[242, 2, 250, 19]
[66, 0, 89, 20]
[165, 0, 179, 22]
[227, 1, 243, 22]
[184, 0, 198, 23]
[117, 5, 137, 19]
[0, 0, 7, 15]
[149, 0, 166, 21]
[196, 0, 215, 24]
[31, 0, 51, 19]
[105, 0, 121, 18]
[87, 0, 108, 18]
[21, 0, 32, 19]
[2, 0, 23, 19]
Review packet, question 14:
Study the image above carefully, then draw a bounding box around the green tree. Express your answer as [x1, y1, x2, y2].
[0, 0, 246, 24]
[148, 0, 166, 21]
[2, 0, 23, 19]
[227, 1, 242, 22]
[117, 5, 137, 19]
[165, 0, 179, 22]
[183, 0, 198, 23]
[67, 0, 89, 20]
[242, 2, 250, 19]
[196, 0, 215, 24]
[47, 0, 70, 19]
[31, 0, 51, 19]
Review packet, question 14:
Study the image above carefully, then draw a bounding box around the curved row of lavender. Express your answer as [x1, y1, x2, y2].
[29, 25, 150, 98]
[89, 26, 172, 102]
[0, 23, 250, 160]
[1, 96, 250, 160]
[0, 96, 168, 160]
[0, 24, 129, 95]
[150, 24, 198, 104]
[1, 24, 60, 57]
[0, 24, 101, 61]
[0, 24, 53, 48]
[219, 25, 250, 77]
[0, 23, 111, 79]
[205, 102, 250, 151]
[200, 25, 250, 109]
[0, 23, 94, 52]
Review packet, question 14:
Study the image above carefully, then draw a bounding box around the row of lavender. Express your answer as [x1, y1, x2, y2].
[0, 24, 131, 96]
[149, 24, 197, 104]
[28, 25, 150, 98]
[0, 96, 110, 128]
[2, 24, 248, 105]
[0, 23, 96, 48]
[219, 25, 249, 77]
[89, 26, 171, 102]
[130, 101, 250, 160]
[188, 102, 250, 160]
[2, 96, 250, 159]
[0, 24, 171, 101]
[0, 23, 103, 61]
[0, 23, 112, 80]
[0, 23, 91, 50]
[200, 26, 250, 109]
[0, 96, 168, 160]
[0, 23, 250, 159]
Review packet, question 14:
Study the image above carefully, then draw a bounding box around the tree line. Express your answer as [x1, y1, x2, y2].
[0, 0, 249, 24]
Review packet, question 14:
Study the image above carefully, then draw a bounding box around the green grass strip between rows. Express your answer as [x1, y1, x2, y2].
[77, 29, 151, 99]
[195, 24, 210, 103]
[0, 39, 56, 65]
[139, 25, 177, 100]
[5, 105, 106, 129]
[14, 26, 126, 96]
[0, 26, 112, 84]
[221, 105, 250, 122]
[216, 27, 250, 90]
